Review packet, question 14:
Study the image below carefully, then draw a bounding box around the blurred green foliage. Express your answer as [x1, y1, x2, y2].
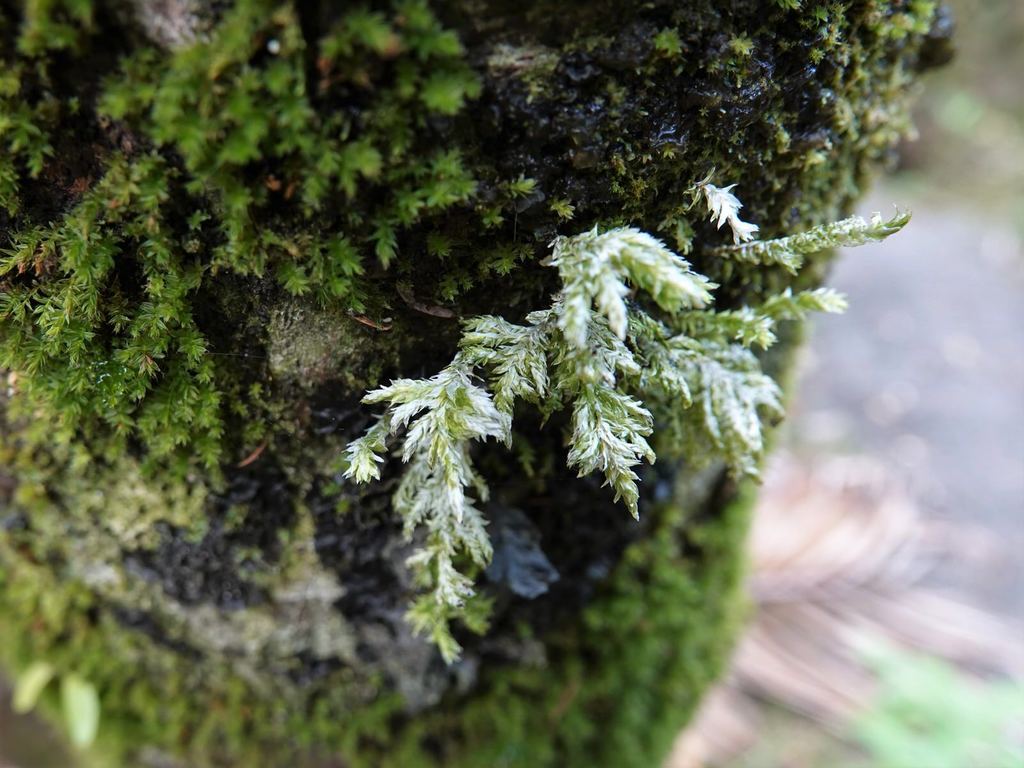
[854, 643, 1024, 768]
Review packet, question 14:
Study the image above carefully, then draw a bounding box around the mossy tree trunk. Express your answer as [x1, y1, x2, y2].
[0, 1, 948, 766]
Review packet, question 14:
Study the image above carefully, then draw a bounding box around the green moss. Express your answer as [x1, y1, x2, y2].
[265, 299, 400, 391]
[434, 482, 753, 768]
[0, 0, 940, 472]
[14, 0, 95, 56]
[0, 152, 224, 473]
[0, 0, 944, 764]
[0, 64, 54, 215]
[486, 42, 561, 101]
[0, 470, 752, 767]
[653, 28, 684, 59]
[0, 0, 488, 473]
[606, 0, 938, 248]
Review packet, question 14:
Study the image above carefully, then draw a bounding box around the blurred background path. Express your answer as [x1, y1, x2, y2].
[792, 0, 1023, 620]
[793, 197, 1024, 617]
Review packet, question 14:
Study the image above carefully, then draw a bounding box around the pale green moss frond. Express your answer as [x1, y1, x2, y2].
[688, 343, 783, 478]
[341, 413, 392, 483]
[565, 380, 654, 519]
[680, 307, 777, 349]
[630, 320, 783, 478]
[345, 209, 907, 659]
[716, 210, 911, 273]
[460, 314, 553, 412]
[692, 177, 760, 244]
[547, 226, 714, 347]
[760, 286, 848, 320]
[671, 287, 848, 349]
[629, 313, 694, 406]
[552, 315, 655, 519]
[344, 360, 508, 661]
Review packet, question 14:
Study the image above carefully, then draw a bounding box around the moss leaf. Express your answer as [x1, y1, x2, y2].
[61, 674, 100, 748]
[12, 661, 56, 714]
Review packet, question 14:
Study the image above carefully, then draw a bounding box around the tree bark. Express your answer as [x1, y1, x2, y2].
[0, 1, 949, 766]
